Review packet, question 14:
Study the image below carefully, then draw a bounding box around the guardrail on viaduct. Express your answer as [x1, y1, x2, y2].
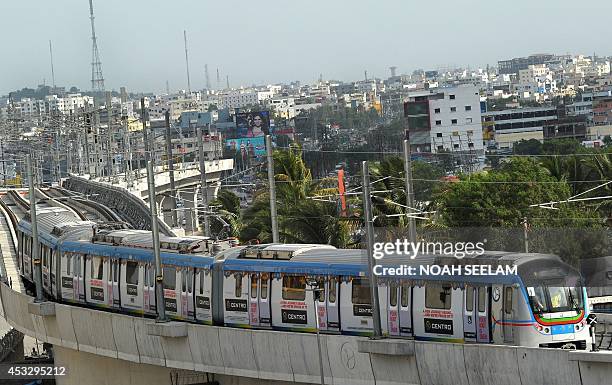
[63, 175, 175, 236]
[0, 281, 610, 385]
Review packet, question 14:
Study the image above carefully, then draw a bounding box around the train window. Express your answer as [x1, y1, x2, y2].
[78, 256, 83, 277]
[351, 278, 372, 305]
[390, 283, 398, 307]
[91, 257, 103, 280]
[187, 270, 193, 293]
[199, 271, 204, 295]
[149, 265, 154, 287]
[401, 283, 410, 307]
[260, 274, 268, 300]
[163, 267, 176, 290]
[182, 270, 187, 292]
[114, 261, 119, 283]
[282, 276, 306, 301]
[66, 254, 72, 276]
[316, 278, 326, 302]
[251, 274, 258, 299]
[425, 283, 451, 310]
[504, 287, 513, 314]
[42, 247, 48, 266]
[126, 261, 139, 285]
[328, 277, 337, 303]
[478, 287, 486, 312]
[235, 274, 243, 297]
[466, 286, 474, 312]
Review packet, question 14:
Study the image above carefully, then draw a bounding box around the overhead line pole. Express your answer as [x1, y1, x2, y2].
[27, 155, 44, 302]
[197, 124, 211, 237]
[147, 160, 166, 322]
[362, 161, 382, 338]
[403, 139, 417, 243]
[165, 111, 178, 228]
[266, 135, 279, 243]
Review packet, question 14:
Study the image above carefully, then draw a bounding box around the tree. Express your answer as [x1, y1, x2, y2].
[513, 139, 542, 155]
[209, 190, 242, 238]
[241, 144, 357, 247]
[433, 157, 603, 264]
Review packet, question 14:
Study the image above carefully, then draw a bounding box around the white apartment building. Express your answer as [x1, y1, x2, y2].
[405, 85, 484, 155]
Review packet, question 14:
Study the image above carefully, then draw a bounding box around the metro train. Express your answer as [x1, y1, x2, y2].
[15, 207, 593, 350]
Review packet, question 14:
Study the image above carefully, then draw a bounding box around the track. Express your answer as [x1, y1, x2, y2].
[42, 187, 123, 224]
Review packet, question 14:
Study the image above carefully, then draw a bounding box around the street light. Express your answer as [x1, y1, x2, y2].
[307, 279, 325, 385]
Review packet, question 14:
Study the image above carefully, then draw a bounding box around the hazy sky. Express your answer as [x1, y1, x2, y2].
[2, 0, 612, 95]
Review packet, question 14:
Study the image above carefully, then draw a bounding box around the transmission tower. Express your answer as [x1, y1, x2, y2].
[184, 30, 191, 93]
[88, 0, 105, 93]
[205, 64, 211, 90]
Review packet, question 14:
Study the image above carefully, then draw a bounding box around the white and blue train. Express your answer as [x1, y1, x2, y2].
[16, 207, 592, 349]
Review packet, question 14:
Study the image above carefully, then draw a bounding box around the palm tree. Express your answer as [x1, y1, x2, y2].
[241, 144, 357, 247]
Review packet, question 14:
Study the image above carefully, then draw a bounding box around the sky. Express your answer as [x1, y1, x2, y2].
[2, 0, 612, 95]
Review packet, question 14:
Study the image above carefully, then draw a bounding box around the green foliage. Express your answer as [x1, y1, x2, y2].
[240, 144, 357, 247]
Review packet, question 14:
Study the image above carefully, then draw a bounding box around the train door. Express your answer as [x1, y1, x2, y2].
[476, 286, 491, 343]
[399, 282, 412, 336]
[163, 266, 179, 317]
[60, 252, 74, 301]
[41, 245, 50, 292]
[388, 282, 400, 336]
[502, 285, 514, 344]
[340, 277, 373, 335]
[73, 254, 85, 303]
[195, 269, 212, 324]
[50, 249, 57, 298]
[143, 264, 153, 313]
[464, 285, 477, 342]
[185, 268, 194, 319]
[259, 273, 271, 328]
[249, 273, 260, 327]
[111, 259, 121, 308]
[85, 255, 108, 305]
[121, 260, 143, 311]
[223, 272, 249, 327]
[327, 277, 340, 333]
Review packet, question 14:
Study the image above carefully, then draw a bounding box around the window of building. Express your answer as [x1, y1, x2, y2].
[466, 117, 473, 123]
[454, 143, 460, 149]
[465, 105, 472, 111]
[352, 278, 372, 305]
[282, 276, 306, 300]
[450, 107, 457, 112]
[436, 133, 443, 138]
[437, 145, 444, 151]
[449, 94, 456, 100]
[435, 120, 442, 126]
[434, 108, 440, 113]
[425, 283, 452, 309]
[468, 142, 474, 148]
[467, 130, 473, 135]
[451, 119, 458, 125]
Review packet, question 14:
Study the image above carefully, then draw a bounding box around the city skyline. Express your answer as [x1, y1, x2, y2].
[2, 0, 612, 95]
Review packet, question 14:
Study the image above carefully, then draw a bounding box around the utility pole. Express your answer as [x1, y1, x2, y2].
[27, 155, 44, 302]
[523, 217, 529, 253]
[197, 124, 210, 236]
[147, 160, 166, 322]
[403, 139, 417, 243]
[0, 138, 5, 186]
[266, 135, 279, 243]
[165, 111, 178, 227]
[362, 161, 382, 338]
[141, 98, 149, 163]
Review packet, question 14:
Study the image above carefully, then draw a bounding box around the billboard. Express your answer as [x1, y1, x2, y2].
[234, 111, 271, 138]
[226, 136, 266, 157]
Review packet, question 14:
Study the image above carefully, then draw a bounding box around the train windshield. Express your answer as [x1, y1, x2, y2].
[527, 285, 584, 314]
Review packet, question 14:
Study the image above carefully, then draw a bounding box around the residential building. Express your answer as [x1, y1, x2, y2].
[404, 84, 484, 156]
[481, 106, 557, 149]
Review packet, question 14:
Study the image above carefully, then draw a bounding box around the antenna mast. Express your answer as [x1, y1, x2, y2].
[184, 30, 191, 93]
[89, 0, 105, 93]
[205, 64, 211, 90]
[49, 40, 56, 89]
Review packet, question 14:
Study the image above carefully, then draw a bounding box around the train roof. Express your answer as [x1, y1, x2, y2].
[18, 209, 95, 247]
[61, 240, 214, 268]
[221, 245, 578, 285]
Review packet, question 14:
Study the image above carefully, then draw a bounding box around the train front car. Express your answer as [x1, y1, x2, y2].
[515, 255, 591, 350]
